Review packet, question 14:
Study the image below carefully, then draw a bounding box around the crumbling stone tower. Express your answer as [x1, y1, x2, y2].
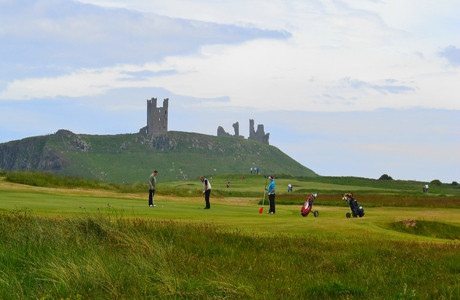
[249, 119, 270, 144]
[232, 122, 240, 137]
[146, 97, 168, 136]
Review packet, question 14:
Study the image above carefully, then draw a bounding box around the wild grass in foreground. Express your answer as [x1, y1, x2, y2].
[1, 210, 459, 299]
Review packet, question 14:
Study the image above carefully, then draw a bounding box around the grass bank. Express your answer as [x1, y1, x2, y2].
[1, 211, 459, 300]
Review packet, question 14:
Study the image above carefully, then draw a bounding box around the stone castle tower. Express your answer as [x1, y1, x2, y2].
[140, 97, 168, 136]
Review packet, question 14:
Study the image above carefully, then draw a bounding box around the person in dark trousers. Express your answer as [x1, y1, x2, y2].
[266, 176, 276, 214]
[148, 170, 158, 207]
[200, 176, 212, 209]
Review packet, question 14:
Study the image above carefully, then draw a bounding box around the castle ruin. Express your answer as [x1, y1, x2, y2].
[138, 97, 270, 144]
[217, 122, 244, 139]
[217, 119, 270, 145]
[139, 97, 168, 136]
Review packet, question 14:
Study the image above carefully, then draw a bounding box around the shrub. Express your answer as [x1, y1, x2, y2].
[452, 181, 458, 186]
[379, 174, 393, 180]
[430, 179, 442, 186]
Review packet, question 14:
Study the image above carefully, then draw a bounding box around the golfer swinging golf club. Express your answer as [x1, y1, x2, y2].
[200, 176, 211, 209]
[265, 176, 276, 214]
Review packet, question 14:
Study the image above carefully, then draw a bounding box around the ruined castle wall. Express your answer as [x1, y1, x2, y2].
[217, 126, 231, 137]
[217, 119, 268, 144]
[248, 119, 269, 145]
[217, 122, 244, 138]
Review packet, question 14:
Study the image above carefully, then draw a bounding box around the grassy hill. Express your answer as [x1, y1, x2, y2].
[0, 130, 317, 183]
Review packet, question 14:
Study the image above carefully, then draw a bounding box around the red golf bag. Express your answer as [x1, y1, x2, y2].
[301, 193, 319, 217]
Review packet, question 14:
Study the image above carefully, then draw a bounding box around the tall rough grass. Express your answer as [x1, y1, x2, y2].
[1, 210, 459, 299]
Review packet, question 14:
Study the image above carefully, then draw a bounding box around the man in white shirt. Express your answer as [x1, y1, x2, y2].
[200, 176, 212, 209]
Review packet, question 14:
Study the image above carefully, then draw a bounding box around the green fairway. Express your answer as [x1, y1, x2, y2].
[2, 177, 459, 241]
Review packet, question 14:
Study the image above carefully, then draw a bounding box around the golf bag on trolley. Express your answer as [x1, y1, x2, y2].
[342, 193, 364, 218]
[301, 193, 319, 217]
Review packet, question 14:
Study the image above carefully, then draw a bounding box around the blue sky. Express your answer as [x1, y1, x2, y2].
[1, 0, 459, 183]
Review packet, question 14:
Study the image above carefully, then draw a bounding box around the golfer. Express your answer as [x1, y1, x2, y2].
[148, 170, 158, 207]
[200, 176, 212, 209]
[266, 176, 276, 214]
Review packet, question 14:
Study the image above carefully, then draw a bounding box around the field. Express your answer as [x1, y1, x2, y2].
[1, 172, 459, 299]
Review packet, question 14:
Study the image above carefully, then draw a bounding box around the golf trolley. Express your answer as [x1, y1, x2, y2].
[301, 193, 319, 217]
[342, 193, 364, 218]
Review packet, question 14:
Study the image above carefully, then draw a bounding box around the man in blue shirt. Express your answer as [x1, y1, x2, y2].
[266, 176, 276, 214]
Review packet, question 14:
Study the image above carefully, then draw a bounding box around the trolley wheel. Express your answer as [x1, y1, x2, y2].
[346, 212, 351, 218]
[313, 211, 319, 218]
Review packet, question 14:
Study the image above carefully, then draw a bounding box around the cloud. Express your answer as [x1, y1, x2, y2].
[340, 77, 415, 95]
[413, 51, 424, 59]
[119, 69, 178, 81]
[0, 0, 290, 80]
[1, 0, 460, 184]
[439, 45, 460, 67]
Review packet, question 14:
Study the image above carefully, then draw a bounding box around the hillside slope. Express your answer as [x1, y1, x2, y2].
[0, 130, 317, 183]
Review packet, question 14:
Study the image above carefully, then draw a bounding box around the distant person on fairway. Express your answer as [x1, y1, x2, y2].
[148, 170, 158, 207]
[200, 176, 212, 209]
[265, 176, 276, 214]
[288, 183, 292, 192]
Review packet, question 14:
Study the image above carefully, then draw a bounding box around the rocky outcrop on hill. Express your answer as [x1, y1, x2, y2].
[0, 135, 67, 171]
[0, 130, 174, 172]
[135, 134, 174, 150]
[55, 129, 91, 152]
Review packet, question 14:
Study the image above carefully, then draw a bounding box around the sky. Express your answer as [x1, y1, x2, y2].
[1, 0, 459, 183]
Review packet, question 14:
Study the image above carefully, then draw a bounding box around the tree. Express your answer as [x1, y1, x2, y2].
[379, 174, 393, 180]
[430, 179, 442, 186]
